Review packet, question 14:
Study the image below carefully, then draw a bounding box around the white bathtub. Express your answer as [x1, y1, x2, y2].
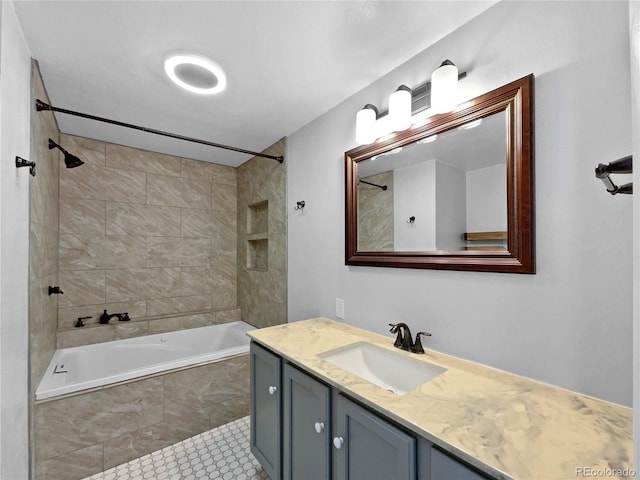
[36, 321, 255, 401]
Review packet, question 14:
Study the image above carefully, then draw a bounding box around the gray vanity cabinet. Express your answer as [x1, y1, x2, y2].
[250, 341, 493, 480]
[333, 393, 416, 480]
[250, 342, 282, 480]
[283, 363, 331, 480]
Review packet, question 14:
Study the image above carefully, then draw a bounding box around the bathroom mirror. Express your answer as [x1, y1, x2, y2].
[345, 75, 534, 273]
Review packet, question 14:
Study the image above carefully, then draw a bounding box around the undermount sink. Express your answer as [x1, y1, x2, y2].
[318, 341, 447, 395]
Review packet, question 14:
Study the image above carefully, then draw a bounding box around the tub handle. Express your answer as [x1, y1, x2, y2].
[268, 385, 278, 395]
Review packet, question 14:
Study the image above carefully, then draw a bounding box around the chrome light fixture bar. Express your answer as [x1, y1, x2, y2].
[36, 100, 284, 163]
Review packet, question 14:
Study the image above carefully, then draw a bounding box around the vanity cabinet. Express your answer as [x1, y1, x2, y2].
[283, 363, 331, 480]
[333, 393, 416, 480]
[250, 341, 491, 480]
[250, 342, 282, 480]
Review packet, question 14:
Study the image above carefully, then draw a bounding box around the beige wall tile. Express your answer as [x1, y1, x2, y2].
[147, 174, 211, 209]
[34, 377, 163, 459]
[30, 124, 59, 232]
[105, 267, 182, 302]
[211, 182, 237, 212]
[36, 443, 103, 480]
[215, 307, 242, 324]
[106, 203, 181, 236]
[212, 211, 237, 252]
[56, 321, 149, 348]
[147, 295, 212, 317]
[30, 273, 59, 392]
[211, 293, 237, 310]
[58, 301, 147, 330]
[60, 134, 106, 166]
[106, 143, 181, 176]
[31, 223, 59, 280]
[181, 208, 214, 237]
[180, 266, 214, 295]
[147, 313, 216, 334]
[59, 197, 106, 234]
[59, 234, 147, 270]
[181, 158, 236, 185]
[58, 270, 106, 307]
[163, 357, 249, 436]
[60, 165, 146, 203]
[146, 236, 211, 267]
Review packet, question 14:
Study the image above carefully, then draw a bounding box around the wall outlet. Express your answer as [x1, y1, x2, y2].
[335, 298, 345, 320]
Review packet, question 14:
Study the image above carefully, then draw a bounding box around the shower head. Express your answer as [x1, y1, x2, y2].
[48, 138, 84, 168]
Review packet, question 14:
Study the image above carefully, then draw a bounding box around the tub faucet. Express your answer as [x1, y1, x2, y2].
[99, 310, 130, 324]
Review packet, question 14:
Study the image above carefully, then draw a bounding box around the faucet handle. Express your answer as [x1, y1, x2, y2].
[411, 332, 432, 354]
[120, 312, 130, 322]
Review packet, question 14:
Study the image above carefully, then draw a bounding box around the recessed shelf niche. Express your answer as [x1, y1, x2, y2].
[247, 200, 269, 271]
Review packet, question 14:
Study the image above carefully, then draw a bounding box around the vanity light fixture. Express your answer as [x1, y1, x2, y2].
[355, 104, 379, 145]
[431, 60, 459, 114]
[388, 85, 412, 132]
[353, 59, 466, 146]
[164, 54, 227, 95]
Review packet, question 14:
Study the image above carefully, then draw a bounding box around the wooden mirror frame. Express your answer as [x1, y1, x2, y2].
[345, 74, 535, 273]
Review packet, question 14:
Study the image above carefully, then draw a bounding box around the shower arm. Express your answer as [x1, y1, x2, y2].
[35, 99, 284, 163]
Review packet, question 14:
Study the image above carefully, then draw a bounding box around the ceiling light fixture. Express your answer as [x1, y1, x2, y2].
[164, 54, 227, 95]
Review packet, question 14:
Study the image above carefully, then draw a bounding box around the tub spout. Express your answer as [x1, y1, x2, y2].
[99, 310, 130, 324]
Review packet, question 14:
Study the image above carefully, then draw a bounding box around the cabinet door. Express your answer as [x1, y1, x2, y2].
[333, 394, 416, 480]
[283, 363, 331, 480]
[250, 342, 282, 480]
[430, 447, 490, 480]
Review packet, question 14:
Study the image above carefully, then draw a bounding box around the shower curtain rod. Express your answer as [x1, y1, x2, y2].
[359, 179, 388, 191]
[35, 99, 284, 163]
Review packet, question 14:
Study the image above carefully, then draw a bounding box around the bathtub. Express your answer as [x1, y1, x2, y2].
[36, 320, 255, 401]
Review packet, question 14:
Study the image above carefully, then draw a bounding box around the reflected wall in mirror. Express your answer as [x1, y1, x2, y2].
[345, 75, 534, 273]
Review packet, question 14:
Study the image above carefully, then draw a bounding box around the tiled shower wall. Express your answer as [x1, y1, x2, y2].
[57, 134, 239, 347]
[357, 171, 394, 251]
[237, 139, 287, 328]
[30, 61, 60, 393]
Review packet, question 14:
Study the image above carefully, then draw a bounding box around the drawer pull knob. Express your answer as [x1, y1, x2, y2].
[333, 436, 344, 449]
[268, 386, 277, 395]
[314, 422, 325, 433]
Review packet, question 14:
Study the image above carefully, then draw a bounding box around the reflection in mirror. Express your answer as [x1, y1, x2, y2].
[357, 111, 507, 252]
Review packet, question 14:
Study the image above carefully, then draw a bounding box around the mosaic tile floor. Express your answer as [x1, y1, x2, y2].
[84, 416, 269, 480]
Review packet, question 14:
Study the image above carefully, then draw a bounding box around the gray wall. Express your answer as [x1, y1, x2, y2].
[287, 1, 633, 405]
[0, 1, 31, 478]
[629, 0, 640, 472]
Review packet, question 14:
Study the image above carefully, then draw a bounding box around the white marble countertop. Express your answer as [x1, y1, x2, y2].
[248, 317, 633, 480]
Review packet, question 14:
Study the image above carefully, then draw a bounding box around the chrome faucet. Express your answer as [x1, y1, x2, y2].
[388, 323, 431, 354]
[99, 310, 130, 324]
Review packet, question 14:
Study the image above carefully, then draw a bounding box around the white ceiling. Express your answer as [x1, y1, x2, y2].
[14, 1, 497, 167]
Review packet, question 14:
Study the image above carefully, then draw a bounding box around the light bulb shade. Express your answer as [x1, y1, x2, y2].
[431, 60, 459, 114]
[355, 104, 378, 145]
[389, 85, 412, 131]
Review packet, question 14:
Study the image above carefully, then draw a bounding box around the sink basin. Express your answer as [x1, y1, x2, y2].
[318, 342, 446, 395]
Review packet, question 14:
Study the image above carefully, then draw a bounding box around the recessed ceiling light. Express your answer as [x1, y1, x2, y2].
[164, 54, 227, 95]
